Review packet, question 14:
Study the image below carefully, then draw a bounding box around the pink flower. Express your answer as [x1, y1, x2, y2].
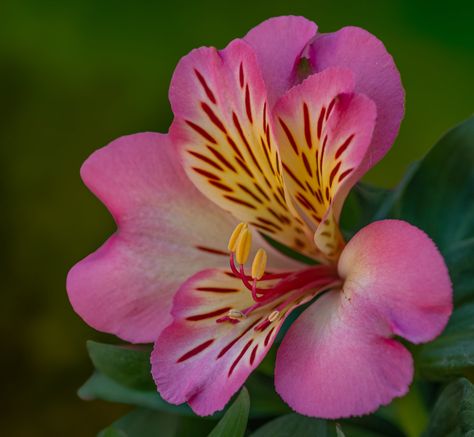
[67, 16, 452, 418]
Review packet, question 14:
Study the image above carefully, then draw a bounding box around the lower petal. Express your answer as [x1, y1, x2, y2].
[152, 268, 315, 416]
[275, 290, 413, 418]
[275, 220, 452, 418]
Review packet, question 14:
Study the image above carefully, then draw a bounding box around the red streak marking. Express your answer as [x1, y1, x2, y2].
[235, 157, 253, 177]
[326, 98, 336, 120]
[195, 246, 228, 256]
[303, 103, 313, 149]
[239, 62, 244, 88]
[302, 152, 313, 177]
[196, 287, 239, 293]
[296, 192, 317, 213]
[257, 217, 283, 231]
[192, 167, 220, 181]
[320, 135, 328, 168]
[335, 134, 354, 159]
[177, 339, 214, 362]
[186, 120, 217, 144]
[317, 106, 326, 140]
[224, 195, 256, 209]
[207, 146, 237, 172]
[249, 344, 258, 366]
[233, 113, 261, 171]
[261, 137, 274, 173]
[254, 182, 271, 201]
[329, 161, 342, 187]
[264, 328, 275, 346]
[251, 222, 275, 233]
[188, 150, 223, 171]
[186, 307, 231, 321]
[228, 339, 253, 376]
[194, 69, 217, 104]
[226, 135, 244, 160]
[218, 319, 261, 358]
[325, 187, 330, 201]
[338, 168, 354, 183]
[282, 163, 306, 191]
[210, 180, 234, 192]
[238, 183, 263, 203]
[279, 118, 299, 155]
[201, 102, 227, 133]
[245, 84, 253, 123]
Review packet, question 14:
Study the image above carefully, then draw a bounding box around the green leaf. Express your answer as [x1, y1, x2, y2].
[444, 238, 474, 305]
[79, 371, 194, 416]
[250, 413, 329, 437]
[98, 408, 215, 437]
[399, 116, 474, 254]
[425, 378, 474, 436]
[417, 302, 474, 380]
[87, 340, 154, 390]
[208, 388, 250, 437]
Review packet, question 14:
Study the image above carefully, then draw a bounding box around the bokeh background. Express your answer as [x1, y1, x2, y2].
[1, 0, 473, 435]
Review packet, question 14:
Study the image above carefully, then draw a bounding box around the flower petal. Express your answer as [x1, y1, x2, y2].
[152, 267, 316, 416]
[67, 133, 239, 343]
[273, 68, 377, 258]
[243, 16, 318, 106]
[275, 220, 452, 418]
[170, 38, 318, 258]
[309, 27, 404, 167]
[338, 220, 452, 343]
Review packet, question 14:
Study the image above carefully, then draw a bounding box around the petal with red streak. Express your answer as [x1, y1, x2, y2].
[170, 38, 320, 259]
[273, 68, 377, 258]
[152, 268, 318, 416]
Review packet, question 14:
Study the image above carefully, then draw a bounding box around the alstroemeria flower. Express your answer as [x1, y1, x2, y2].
[67, 16, 452, 419]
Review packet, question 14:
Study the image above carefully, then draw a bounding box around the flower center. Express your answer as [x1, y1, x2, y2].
[217, 223, 341, 330]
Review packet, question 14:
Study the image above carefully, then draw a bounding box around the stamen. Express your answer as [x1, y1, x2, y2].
[228, 222, 247, 252]
[235, 228, 252, 265]
[228, 309, 247, 320]
[268, 310, 280, 322]
[251, 248, 267, 280]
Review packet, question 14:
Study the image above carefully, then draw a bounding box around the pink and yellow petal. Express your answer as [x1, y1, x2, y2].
[169, 39, 319, 259]
[273, 68, 377, 258]
[67, 133, 240, 343]
[152, 268, 319, 416]
[275, 220, 452, 418]
[309, 26, 404, 167]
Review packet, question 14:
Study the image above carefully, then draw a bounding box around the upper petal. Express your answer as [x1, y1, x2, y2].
[273, 68, 377, 258]
[309, 26, 404, 168]
[275, 220, 452, 418]
[244, 16, 318, 106]
[67, 133, 239, 343]
[169, 38, 319, 259]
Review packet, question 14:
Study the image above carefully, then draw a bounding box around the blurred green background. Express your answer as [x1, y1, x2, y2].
[1, 0, 473, 435]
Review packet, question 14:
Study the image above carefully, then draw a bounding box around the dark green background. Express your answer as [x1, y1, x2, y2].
[1, 1, 473, 435]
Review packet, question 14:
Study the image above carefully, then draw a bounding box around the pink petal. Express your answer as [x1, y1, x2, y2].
[309, 27, 404, 168]
[273, 68, 377, 257]
[275, 220, 452, 418]
[152, 265, 312, 416]
[244, 16, 317, 106]
[67, 133, 239, 343]
[169, 38, 320, 259]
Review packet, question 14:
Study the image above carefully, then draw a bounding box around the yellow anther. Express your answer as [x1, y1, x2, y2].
[228, 222, 247, 252]
[251, 248, 268, 280]
[235, 228, 252, 265]
[268, 310, 280, 322]
[228, 309, 247, 320]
